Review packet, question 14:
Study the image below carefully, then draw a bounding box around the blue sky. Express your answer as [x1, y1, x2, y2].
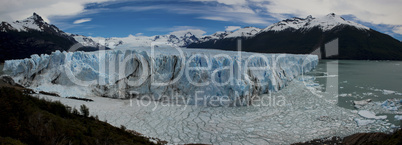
[51, 0, 278, 37]
[1, 0, 402, 40]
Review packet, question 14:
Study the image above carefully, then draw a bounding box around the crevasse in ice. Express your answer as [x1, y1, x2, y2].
[3, 48, 318, 106]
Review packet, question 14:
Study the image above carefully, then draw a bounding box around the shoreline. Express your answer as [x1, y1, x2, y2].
[293, 130, 402, 145]
[1, 75, 401, 144]
[0, 63, 3, 76]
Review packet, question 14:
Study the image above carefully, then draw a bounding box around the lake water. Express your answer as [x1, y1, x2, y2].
[30, 60, 401, 144]
[2, 60, 402, 144]
[307, 60, 402, 125]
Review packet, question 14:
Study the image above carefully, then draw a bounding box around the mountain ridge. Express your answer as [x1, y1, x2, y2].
[1, 13, 68, 37]
[0, 13, 108, 62]
[262, 13, 369, 32]
[188, 13, 402, 60]
[73, 13, 378, 50]
[70, 26, 264, 48]
[1, 13, 402, 61]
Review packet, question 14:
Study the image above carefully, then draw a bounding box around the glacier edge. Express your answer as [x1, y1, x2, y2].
[3, 48, 318, 106]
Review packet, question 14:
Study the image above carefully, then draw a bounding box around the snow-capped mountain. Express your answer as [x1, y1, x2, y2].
[225, 27, 261, 38]
[72, 26, 263, 48]
[71, 31, 202, 48]
[0, 13, 105, 62]
[74, 13, 371, 50]
[1, 12, 402, 61]
[198, 27, 262, 42]
[69, 34, 122, 49]
[263, 13, 369, 32]
[188, 13, 402, 60]
[199, 31, 232, 42]
[0, 13, 67, 36]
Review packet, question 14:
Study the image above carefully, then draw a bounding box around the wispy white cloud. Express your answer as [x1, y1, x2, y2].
[120, 5, 164, 12]
[393, 26, 402, 35]
[148, 26, 203, 32]
[73, 18, 92, 24]
[250, 0, 402, 26]
[191, 0, 246, 5]
[225, 26, 241, 31]
[198, 16, 230, 21]
[135, 33, 144, 36]
[123, 3, 271, 25]
[0, 0, 113, 23]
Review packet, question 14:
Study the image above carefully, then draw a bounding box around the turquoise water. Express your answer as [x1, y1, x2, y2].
[307, 60, 402, 125]
[1, 60, 400, 143]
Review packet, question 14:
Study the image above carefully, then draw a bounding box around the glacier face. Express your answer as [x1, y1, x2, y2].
[3, 47, 318, 106]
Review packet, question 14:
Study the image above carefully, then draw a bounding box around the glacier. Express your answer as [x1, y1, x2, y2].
[3, 47, 318, 106]
[34, 77, 391, 144]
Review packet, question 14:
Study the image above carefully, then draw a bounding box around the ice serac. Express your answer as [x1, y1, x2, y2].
[3, 48, 318, 106]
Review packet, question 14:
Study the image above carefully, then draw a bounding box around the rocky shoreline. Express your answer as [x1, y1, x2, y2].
[293, 130, 402, 145]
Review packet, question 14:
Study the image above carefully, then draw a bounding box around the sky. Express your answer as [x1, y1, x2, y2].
[1, 0, 402, 40]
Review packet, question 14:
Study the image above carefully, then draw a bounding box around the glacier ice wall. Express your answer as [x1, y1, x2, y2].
[3, 48, 318, 106]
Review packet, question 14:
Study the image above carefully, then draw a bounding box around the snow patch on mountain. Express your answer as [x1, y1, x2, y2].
[263, 13, 370, 32]
[225, 27, 261, 38]
[69, 34, 103, 47]
[199, 31, 232, 42]
[264, 15, 314, 32]
[198, 27, 262, 42]
[0, 13, 61, 33]
[71, 31, 202, 48]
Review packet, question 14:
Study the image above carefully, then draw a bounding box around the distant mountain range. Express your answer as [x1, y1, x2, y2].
[69, 32, 199, 49]
[71, 26, 263, 49]
[188, 13, 402, 60]
[1, 13, 402, 61]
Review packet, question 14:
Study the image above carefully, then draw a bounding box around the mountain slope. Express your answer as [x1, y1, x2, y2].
[0, 13, 66, 35]
[0, 85, 158, 145]
[188, 13, 402, 60]
[225, 27, 261, 38]
[0, 13, 106, 62]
